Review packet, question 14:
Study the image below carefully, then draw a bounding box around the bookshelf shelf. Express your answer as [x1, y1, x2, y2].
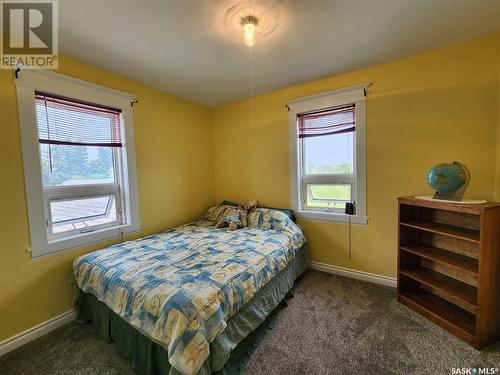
[399, 268, 477, 312]
[399, 290, 476, 341]
[400, 221, 480, 243]
[399, 245, 478, 275]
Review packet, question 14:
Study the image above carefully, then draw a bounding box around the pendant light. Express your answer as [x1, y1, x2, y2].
[241, 15, 259, 47]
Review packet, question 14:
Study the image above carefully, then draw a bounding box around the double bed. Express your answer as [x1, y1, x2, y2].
[73, 205, 307, 375]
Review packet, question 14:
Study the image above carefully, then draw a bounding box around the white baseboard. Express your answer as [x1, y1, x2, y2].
[0, 309, 76, 357]
[309, 261, 397, 288]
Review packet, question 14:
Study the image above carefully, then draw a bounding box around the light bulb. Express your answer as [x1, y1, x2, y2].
[243, 22, 256, 47]
[241, 16, 258, 47]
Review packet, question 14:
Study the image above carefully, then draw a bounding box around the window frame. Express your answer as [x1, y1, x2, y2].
[287, 84, 369, 224]
[16, 69, 141, 257]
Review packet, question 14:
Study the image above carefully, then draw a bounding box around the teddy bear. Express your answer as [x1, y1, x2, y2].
[216, 199, 258, 231]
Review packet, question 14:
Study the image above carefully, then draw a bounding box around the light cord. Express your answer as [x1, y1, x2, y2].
[249, 44, 255, 131]
[248, 0, 255, 131]
[348, 124, 353, 260]
[348, 214, 352, 260]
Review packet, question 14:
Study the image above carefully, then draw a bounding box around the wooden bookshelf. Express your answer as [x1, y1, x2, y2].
[398, 196, 500, 349]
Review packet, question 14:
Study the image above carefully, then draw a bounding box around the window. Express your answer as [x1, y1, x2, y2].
[16, 70, 140, 257]
[36, 92, 125, 239]
[288, 84, 368, 224]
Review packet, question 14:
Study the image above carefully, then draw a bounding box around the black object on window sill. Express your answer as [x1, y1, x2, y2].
[345, 202, 355, 215]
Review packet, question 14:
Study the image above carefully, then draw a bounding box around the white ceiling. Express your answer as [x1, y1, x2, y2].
[59, 0, 500, 107]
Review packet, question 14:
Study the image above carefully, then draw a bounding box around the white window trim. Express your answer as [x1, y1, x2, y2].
[287, 83, 369, 224]
[16, 69, 141, 258]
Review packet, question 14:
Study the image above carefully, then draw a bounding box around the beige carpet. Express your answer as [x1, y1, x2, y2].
[1, 270, 499, 374]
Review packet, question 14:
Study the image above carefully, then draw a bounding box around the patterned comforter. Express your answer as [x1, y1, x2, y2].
[73, 206, 305, 375]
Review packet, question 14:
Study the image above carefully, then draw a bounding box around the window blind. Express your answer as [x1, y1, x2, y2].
[298, 104, 355, 138]
[35, 92, 123, 147]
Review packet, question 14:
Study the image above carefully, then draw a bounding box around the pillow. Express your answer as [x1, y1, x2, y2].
[204, 205, 237, 222]
[219, 200, 296, 222]
[248, 208, 305, 249]
[247, 208, 294, 231]
[202, 205, 304, 247]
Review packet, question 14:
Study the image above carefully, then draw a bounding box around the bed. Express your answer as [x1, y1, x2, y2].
[73, 205, 307, 375]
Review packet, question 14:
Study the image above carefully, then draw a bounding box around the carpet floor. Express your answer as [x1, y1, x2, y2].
[1, 270, 499, 375]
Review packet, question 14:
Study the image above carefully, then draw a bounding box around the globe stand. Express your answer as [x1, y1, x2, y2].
[414, 195, 487, 204]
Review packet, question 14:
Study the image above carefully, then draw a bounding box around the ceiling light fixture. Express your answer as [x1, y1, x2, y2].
[241, 15, 259, 47]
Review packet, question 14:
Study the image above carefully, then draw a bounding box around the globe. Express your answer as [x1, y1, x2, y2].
[427, 162, 468, 193]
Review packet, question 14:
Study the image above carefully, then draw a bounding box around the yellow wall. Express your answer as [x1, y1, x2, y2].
[212, 34, 500, 278]
[496, 33, 500, 201]
[0, 56, 214, 341]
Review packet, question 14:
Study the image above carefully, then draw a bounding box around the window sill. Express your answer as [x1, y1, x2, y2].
[295, 210, 368, 224]
[30, 223, 141, 259]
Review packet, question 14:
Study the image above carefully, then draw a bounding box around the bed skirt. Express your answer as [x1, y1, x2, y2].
[75, 247, 308, 375]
